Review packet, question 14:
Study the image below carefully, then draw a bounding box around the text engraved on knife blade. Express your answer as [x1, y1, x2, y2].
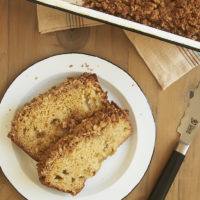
[186, 117, 199, 135]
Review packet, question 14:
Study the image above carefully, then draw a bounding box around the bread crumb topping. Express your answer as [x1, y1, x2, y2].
[83, 0, 200, 41]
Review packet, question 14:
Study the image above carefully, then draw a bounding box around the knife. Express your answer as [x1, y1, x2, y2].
[148, 83, 200, 200]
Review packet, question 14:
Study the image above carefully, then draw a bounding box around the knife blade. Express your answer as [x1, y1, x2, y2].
[148, 83, 200, 200]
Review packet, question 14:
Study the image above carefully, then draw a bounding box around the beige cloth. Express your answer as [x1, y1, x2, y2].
[37, 5, 102, 33]
[124, 31, 200, 89]
[37, 5, 200, 89]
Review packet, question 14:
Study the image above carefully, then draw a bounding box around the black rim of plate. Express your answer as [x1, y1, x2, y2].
[1, 53, 157, 200]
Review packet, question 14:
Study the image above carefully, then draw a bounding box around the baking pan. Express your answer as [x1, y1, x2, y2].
[28, 0, 200, 51]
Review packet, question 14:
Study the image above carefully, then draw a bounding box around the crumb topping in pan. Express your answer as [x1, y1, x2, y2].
[83, 0, 200, 41]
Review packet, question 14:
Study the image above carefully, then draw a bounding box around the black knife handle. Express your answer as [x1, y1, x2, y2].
[148, 150, 185, 200]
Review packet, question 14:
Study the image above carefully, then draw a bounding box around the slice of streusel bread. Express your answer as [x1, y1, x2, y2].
[8, 73, 108, 161]
[37, 102, 132, 195]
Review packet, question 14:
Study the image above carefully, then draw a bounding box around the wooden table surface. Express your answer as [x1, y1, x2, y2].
[1, 0, 200, 200]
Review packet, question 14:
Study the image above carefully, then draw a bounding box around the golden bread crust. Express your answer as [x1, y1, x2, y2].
[8, 73, 108, 161]
[37, 102, 133, 195]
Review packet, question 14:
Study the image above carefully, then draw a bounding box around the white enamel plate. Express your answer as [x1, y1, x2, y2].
[0, 53, 156, 200]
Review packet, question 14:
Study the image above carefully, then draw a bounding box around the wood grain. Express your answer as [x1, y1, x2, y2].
[1, 0, 200, 199]
[0, 0, 8, 100]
